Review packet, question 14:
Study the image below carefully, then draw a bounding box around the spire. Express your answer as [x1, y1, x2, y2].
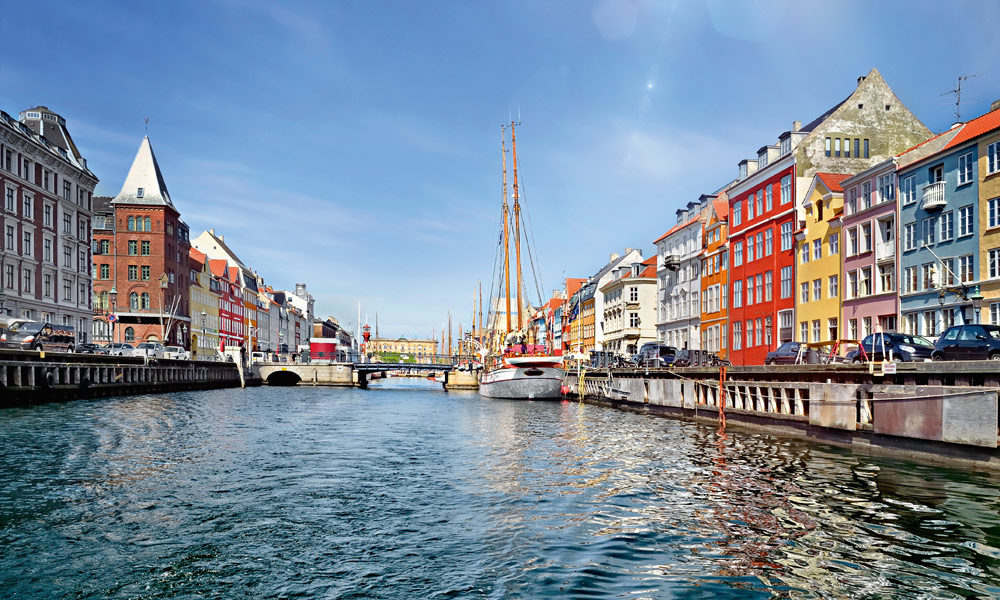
[113, 136, 173, 207]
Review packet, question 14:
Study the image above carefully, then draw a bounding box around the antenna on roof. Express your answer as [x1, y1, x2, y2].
[942, 74, 979, 122]
[144, 116, 150, 135]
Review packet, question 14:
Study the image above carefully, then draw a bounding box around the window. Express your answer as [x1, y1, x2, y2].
[125, 327, 135, 342]
[922, 217, 936, 245]
[755, 190, 763, 217]
[22, 196, 32, 219]
[990, 248, 1000, 279]
[993, 303, 1000, 326]
[958, 152, 974, 185]
[847, 270, 858, 298]
[747, 194, 755, 220]
[756, 274, 763, 304]
[144, 217, 152, 231]
[128, 216, 135, 231]
[141, 292, 151, 309]
[834, 138, 841, 157]
[844, 138, 851, 158]
[128, 240, 138, 255]
[747, 239, 755, 262]
[921, 263, 935, 290]
[860, 267, 872, 296]
[747, 277, 754, 305]
[629, 286, 638, 302]
[755, 318, 763, 346]
[141, 240, 151, 256]
[861, 182, 872, 210]
[764, 317, 772, 346]
[813, 320, 822, 342]
[900, 175, 916, 205]
[829, 274, 838, 297]
[22, 231, 32, 257]
[128, 265, 138, 280]
[100, 264, 110, 279]
[879, 264, 894, 292]
[940, 211, 954, 240]
[780, 222, 793, 250]
[959, 255, 974, 283]
[756, 233, 763, 259]
[877, 174, 894, 203]
[800, 282, 809, 303]
[765, 271, 772, 301]
[732, 321, 742, 351]
[4, 187, 13, 212]
[904, 223, 916, 250]
[734, 242, 742, 266]
[765, 186, 772, 211]
[923, 311, 937, 337]
[764, 229, 773, 255]
[847, 227, 858, 256]
[846, 187, 857, 215]
[862, 317, 872, 338]
[813, 239, 821, 260]
[988, 142, 1000, 175]
[829, 232, 839, 255]
[863, 138, 869, 158]
[22, 267, 32, 293]
[44, 204, 52, 226]
[747, 320, 755, 347]
[733, 280, 742, 308]
[959, 205, 974, 236]
[100, 239, 109, 254]
[825, 137, 832, 157]
[903, 266, 916, 293]
[800, 322, 809, 342]
[781, 175, 791, 205]
[780, 266, 792, 298]
[43, 238, 51, 262]
[812, 279, 821, 301]
[733, 201, 742, 226]
[43, 274, 52, 297]
[990, 198, 1000, 229]
[800, 243, 809, 264]
[848, 319, 858, 340]
[828, 318, 839, 341]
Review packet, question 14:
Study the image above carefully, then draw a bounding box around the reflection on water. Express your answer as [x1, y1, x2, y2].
[1, 380, 999, 598]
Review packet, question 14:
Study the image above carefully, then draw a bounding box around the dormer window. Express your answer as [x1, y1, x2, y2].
[758, 151, 768, 169]
[136, 187, 144, 198]
[780, 137, 791, 156]
[739, 162, 748, 180]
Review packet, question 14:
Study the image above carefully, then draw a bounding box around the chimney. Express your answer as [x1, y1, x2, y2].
[609, 252, 620, 263]
[857, 75, 866, 86]
[792, 120, 801, 132]
[624, 247, 634, 255]
[991, 99, 1000, 112]
[219, 235, 224, 242]
[209, 228, 215, 235]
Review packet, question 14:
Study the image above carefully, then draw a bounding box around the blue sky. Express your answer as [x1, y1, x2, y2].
[2, 0, 998, 339]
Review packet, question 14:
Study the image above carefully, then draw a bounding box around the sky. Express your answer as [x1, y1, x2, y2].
[2, 0, 998, 339]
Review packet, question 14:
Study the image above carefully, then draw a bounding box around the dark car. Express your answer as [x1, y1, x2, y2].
[845, 333, 934, 363]
[932, 325, 1000, 361]
[75, 343, 107, 354]
[3, 321, 75, 352]
[764, 341, 802, 365]
[636, 343, 678, 367]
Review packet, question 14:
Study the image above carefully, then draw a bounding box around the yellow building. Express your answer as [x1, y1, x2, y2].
[565, 282, 596, 357]
[979, 121, 1000, 322]
[369, 337, 437, 360]
[795, 173, 847, 345]
[188, 248, 220, 358]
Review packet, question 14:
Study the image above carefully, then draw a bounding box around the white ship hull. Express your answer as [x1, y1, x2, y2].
[478, 365, 564, 399]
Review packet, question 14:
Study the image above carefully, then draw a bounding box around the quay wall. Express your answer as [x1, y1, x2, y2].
[567, 362, 1000, 471]
[1, 349, 245, 405]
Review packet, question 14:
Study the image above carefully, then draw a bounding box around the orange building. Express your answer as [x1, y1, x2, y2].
[700, 192, 730, 358]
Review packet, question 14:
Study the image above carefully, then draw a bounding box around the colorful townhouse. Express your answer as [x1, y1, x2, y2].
[209, 258, 243, 349]
[795, 173, 846, 345]
[839, 160, 899, 340]
[898, 105, 1000, 335]
[699, 192, 729, 358]
[600, 256, 657, 357]
[727, 68, 930, 365]
[558, 277, 586, 354]
[188, 248, 219, 359]
[655, 200, 708, 350]
[978, 104, 1000, 323]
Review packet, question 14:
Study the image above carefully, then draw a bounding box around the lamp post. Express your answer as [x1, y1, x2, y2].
[109, 286, 118, 344]
[970, 286, 984, 324]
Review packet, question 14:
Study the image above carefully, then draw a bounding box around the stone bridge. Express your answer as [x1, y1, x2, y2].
[255, 362, 478, 389]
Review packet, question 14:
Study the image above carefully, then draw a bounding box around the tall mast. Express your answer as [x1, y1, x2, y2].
[501, 129, 512, 335]
[511, 122, 524, 331]
[478, 280, 484, 344]
[448, 311, 452, 356]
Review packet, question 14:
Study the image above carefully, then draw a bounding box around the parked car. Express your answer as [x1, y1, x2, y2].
[75, 343, 108, 355]
[845, 333, 935, 363]
[105, 342, 134, 356]
[636, 343, 678, 367]
[932, 325, 1000, 361]
[133, 342, 166, 358]
[162, 345, 191, 360]
[764, 341, 803, 365]
[250, 351, 267, 364]
[1, 321, 75, 352]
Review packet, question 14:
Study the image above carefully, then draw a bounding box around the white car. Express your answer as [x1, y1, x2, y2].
[105, 342, 135, 356]
[133, 342, 166, 358]
[163, 345, 191, 360]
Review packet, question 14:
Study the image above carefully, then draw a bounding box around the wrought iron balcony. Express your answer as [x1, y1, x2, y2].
[921, 181, 945, 211]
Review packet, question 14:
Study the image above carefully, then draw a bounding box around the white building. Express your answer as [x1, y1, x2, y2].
[655, 199, 709, 349]
[599, 256, 658, 356]
[0, 106, 98, 340]
[591, 248, 644, 351]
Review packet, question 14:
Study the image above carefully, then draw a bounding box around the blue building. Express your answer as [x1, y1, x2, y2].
[897, 123, 977, 338]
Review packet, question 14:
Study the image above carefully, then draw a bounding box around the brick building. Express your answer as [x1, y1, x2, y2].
[91, 136, 190, 345]
[0, 106, 98, 340]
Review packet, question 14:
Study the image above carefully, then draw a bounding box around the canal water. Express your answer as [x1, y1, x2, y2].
[2, 379, 999, 599]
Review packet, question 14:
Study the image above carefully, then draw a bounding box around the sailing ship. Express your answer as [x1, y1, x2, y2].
[478, 123, 564, 400]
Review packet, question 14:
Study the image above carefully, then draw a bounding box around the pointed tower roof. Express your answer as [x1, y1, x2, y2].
[113, 136, 173, 207]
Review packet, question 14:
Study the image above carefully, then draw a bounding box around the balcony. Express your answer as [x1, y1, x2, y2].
[622, 327, 642, 338]
[921, 181, 945, 211]
[875, 240, 894, 263]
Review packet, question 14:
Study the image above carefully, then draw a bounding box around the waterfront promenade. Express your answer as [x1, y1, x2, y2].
[2, 380, 999, 598]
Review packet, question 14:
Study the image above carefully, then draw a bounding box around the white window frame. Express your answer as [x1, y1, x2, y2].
[958, 152, 974, 185]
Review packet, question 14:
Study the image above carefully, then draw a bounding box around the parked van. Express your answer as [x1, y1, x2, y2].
[4, 321, 75, 352]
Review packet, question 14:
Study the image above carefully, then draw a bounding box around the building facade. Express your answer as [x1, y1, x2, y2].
[91, 136, 191, 346]
[977, 105, 1000, 324]
[700, 194, 729, 358]
[655, 200, 707, 350]
[795, 173, 846, 345]
[600, 257, 657, 357]
[188, 248, 220, 359]
[1, 106, 97, 339]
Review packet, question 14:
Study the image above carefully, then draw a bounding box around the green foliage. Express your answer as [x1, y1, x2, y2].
[373, 352, 417, 363]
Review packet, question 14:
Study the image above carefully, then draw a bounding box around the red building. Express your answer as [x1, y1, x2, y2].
[209, 258, 243, 349]
[91, 137, 190, 346]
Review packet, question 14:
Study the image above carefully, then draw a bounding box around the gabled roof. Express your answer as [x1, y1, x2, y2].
[641, 256, 657, 266]
[895, 125, 965, 170]
[816, 172, 850, 193]
[654, 213, 701, 244]
[208, 258, 229, 279]
[113, 136, 174, 207]
[712, 198, 729, 218]
[189, 247, 207, 266]
[942, 106, 1000, 150]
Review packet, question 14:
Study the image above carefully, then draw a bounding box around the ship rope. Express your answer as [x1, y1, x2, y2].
[516, 174, 546, 307]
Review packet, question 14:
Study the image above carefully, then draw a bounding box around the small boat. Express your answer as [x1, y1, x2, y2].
[478, 355, 564, 399]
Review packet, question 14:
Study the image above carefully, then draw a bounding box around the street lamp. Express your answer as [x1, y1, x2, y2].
[109, 286, 118, 344]
[969, 286, 984, 324]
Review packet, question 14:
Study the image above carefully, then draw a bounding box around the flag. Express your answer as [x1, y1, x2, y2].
[570, 302, 579, 320]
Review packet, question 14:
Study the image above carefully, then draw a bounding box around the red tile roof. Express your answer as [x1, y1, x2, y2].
[188, 247, 207, 265]
[895, 125, 966, 169]
[816, 172, 850, 193]
[942, 106, 1000, 150]
[208, 258, 229, 279]
[641, 256, 657, 266]
[638, 265, 656, 278]
[711, 198, 729, 218]
[654, 213, 702, 244]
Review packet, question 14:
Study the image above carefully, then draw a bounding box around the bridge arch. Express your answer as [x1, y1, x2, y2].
[265, 370, 302, 386]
